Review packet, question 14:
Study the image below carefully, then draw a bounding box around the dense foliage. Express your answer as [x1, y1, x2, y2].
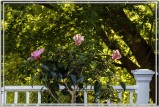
[2, 2, 157, 103]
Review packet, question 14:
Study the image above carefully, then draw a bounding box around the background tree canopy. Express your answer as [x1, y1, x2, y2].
[3, 2, 157, 103]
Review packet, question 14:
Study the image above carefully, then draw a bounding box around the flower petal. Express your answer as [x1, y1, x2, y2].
[31, 48, 44, 60]
[112, 49, 121, 60]
[73, 34, 84, 46]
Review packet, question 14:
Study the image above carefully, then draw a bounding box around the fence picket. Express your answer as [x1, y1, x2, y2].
[84, 90, 87, 104]
[14, 92, 18, 104]
[4, 91, 7, 104]
[26, 92, 29, 104]
[38, 91, 41, 104]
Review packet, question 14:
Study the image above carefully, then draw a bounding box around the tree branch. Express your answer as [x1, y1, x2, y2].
[95, 23, 139, 75]
[39, 4, 56, 10]
[106, 6, 155, 70]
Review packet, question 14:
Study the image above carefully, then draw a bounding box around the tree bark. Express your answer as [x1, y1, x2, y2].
[71, 92, 76, 103]
[96, 5, 156, 102]
[95, 24, 139, 76]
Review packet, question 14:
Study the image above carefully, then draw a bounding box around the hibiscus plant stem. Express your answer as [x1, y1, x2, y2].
[44, 82, 61, 103]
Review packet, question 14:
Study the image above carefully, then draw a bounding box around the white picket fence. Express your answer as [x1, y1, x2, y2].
[1, 69, 155, 106]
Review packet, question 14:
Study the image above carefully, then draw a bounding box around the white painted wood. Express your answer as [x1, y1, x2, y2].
[131, 69, 155, 104]
[118, 92, 122, 102]
[84, 90, 87, 104]
[14, 92, 18, 104]
[0, 85, 140, 104]
[4, 91, 7, 104]
[3, 86, 48, 91]
[2, 90, 7, 104]
[38, 91, 41, 104]
[1, 91, 4, 105]
[107, 99, 111, 105]
[2, 85, 138, 91]
[1, 69, 155, 105]
[130, 92, 133, 104]
[26, 92, 29, 104]
[113, 85, 138, 91]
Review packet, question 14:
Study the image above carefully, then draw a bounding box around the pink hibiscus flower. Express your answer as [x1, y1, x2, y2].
[112, 49, 121, 60]
[28, 48, 44, 60]
[73, 34, 84, 46]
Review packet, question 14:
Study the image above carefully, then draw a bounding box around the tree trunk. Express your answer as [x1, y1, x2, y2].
[71, 91, 76, 103]
[96, 5, 156, 102]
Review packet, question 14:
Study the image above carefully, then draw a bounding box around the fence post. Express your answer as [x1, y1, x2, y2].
[131, 69, 155, 104]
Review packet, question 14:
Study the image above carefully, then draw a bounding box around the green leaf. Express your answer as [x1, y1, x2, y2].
[41, 64, 50, 71]
[94, 81, 101, 93]
[92, 61, 97, 71]
[50, 71, 57, 78]
[50, 62, 57, 71]
[30, 75, 36, 87]
[56, 72, 62, 81]
[38, 72, 43, 80]
[94, 81, 101, 103]
[40, 86, 44, 92]
[120, 82, 126, 91]
[69, 74, 77, 85]
[61, 88, 70, 95]
[41, 77, 47, 83]
[78, 83, 83, 89]
[54, 83, 60, 91]
[48, 82, 59, 91]
[94, 81, 102, 103]
[78, 75, 86, 83]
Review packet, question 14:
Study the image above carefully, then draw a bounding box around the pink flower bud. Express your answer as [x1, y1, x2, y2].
[112, 49, 121, 60]
[30, 48, 44, 60]
[73, 34, 84, 46]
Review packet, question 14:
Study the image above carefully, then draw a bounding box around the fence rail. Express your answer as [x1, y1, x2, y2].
[1, 69, 155, 106]
[1, 85, 138, 104]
